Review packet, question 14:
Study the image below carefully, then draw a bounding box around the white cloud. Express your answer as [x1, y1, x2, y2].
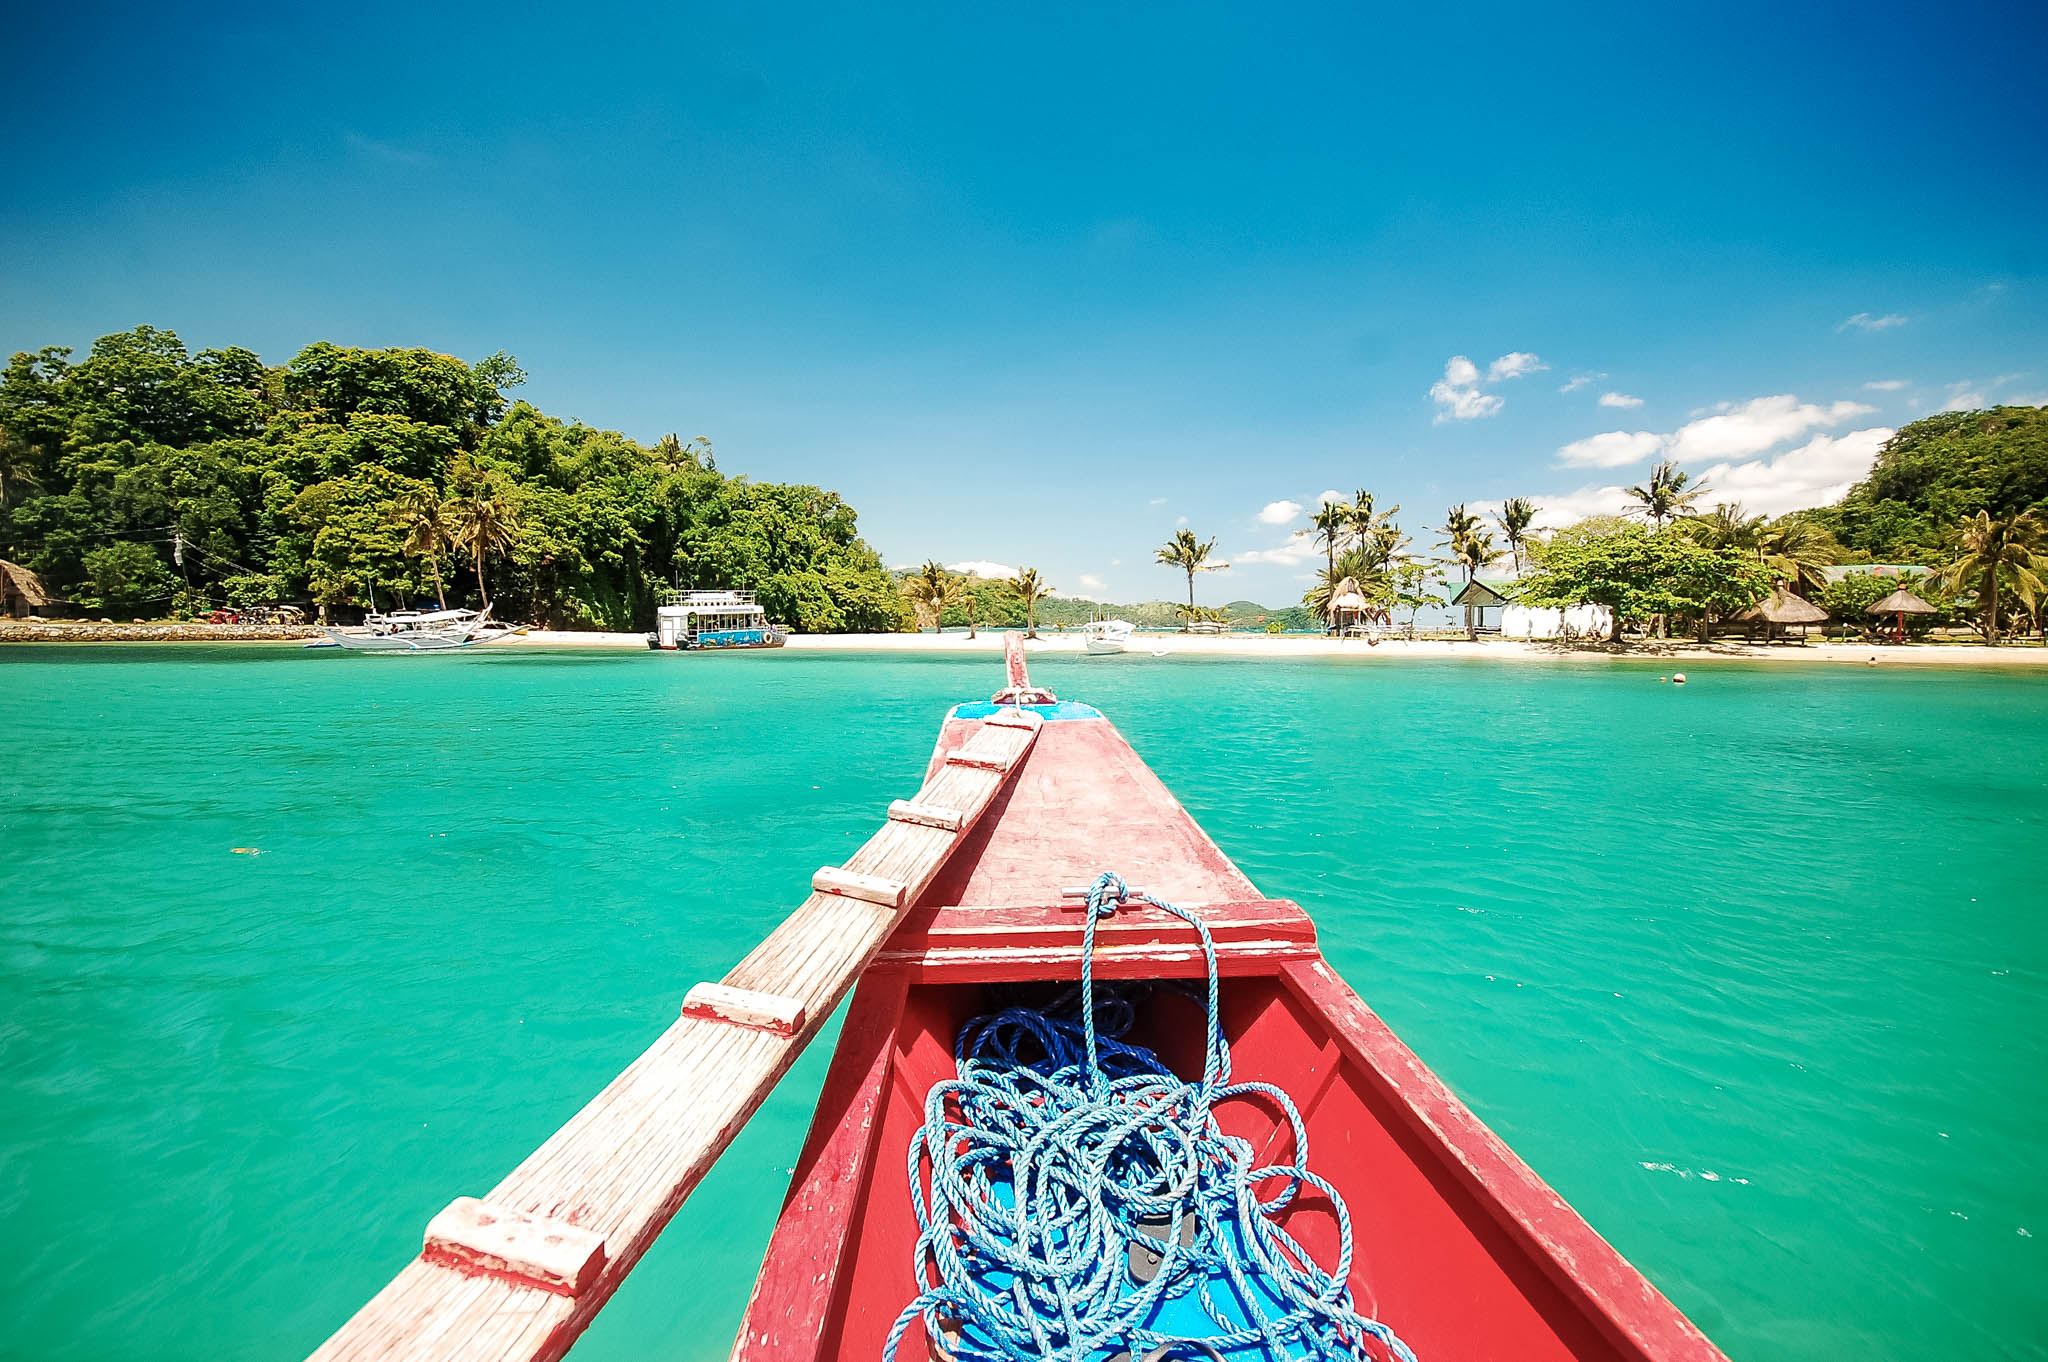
[1235, 539, 1320, 567]
[947, 560, 1018, 580]
[1556, 430, 1663, 468]
[1431, 351, 1545, 421]
[1315, 488, 1343, 507]
[1838, 312, 1907, 332]
[1176, 515, 1188, 526]
[1148, 497, 1167, 506]
[1488, 351, 1547, 381]
[1863, 379, 1909, 392]
[1530, 484, 1638, 529]
[1560, 372, 1606, 393]
[1257, 499, 1304, 525]
[1599, 391, 1644, 409]
[1666, 395, 1873, 462]
[1077, 573, 1105, 591]
[1700, 427, 1893, 517]
[1941, 387, 1985, 412]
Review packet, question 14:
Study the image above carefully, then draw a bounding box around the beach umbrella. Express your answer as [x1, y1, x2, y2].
[1866, 586, 1935, 643]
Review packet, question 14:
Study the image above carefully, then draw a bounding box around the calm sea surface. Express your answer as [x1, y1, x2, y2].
[2, 645, 2043, 1361]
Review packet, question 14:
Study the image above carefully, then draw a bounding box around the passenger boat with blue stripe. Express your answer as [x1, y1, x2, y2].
[648, 588, 789, 650]
[308, 633, 1727, 1362]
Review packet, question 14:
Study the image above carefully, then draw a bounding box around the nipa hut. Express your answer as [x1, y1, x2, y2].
[1866, 587, 1936, 643]
[0, 560, 55, 618]
[1449, 578, 1508, 638]
[1325, 576, 1377, 635]
[1732, 582, 1828, 643]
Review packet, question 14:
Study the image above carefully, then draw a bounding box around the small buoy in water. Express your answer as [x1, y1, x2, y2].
[1868, 656, 1879, 666]
[1657, 675, 1668, 682]
[231, 847, 263, 856]
[1672, 672, 1687, 685]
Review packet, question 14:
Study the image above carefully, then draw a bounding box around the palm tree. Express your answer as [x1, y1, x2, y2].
[903, 560, 962, 631]
[1757, 517, 1836, 597]
[396, 488, 454, 609]
[1007, 568, 1055, 638]
[1495, 497, 1535, 573]
[1626, 460, 1708, 528]
[1303, 500, 1349, 630]
[1437, 505, 1488, 579]
[446, 478, 518, 613]
[1933, 510, 2047, 644]
[1684, 502, 1763, 553]
[1155, 529, 1229, 630]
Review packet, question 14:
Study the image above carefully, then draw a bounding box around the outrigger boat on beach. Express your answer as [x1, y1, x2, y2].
[310, 635, 1726, 1362]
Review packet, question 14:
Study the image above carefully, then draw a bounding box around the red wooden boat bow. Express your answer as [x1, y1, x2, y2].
[308, 636, 1727, 1362]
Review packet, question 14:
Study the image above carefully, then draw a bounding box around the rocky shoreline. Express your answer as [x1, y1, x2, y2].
[0, 621, 320, 643]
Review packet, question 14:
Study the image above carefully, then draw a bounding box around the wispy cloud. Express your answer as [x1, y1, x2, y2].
[344, 131, 435, 167]
[1315, 488, 1343, 506]
[1235, 538, 1320, 567]
[1257, 499, 1304, 526]
[1148, 497, 1167, 506]
[1429, 351, 1541, 422]
[1837, 311, 1907, 333]
[1077, 573, 1105, 591]
[1553, 393, 1873, 471]
[1556, 430, 1663, 468]
[1559, 372, 1607, 393]
[1488, 352, 1547, 381]
[1700, 428, 1893, 517]
[1863, 379, 1909, 392]
[1599, 391, 1644, 409]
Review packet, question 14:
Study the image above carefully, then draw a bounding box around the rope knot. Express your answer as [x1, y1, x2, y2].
[1085, 871, 1130, 918]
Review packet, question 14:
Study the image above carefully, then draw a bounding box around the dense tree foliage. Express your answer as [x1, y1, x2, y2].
[1517, 522, 1771, 641]
[0, 327, 907, 630]
[1812, 407, 2048, 563]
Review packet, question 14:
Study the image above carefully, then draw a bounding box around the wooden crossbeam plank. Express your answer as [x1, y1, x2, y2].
[681, 983, 807, 1036]
[422, 1199, 607, 1298]
[984, 711, 1042, 731]
[811, 865, 908, 908]
[887, 798, 966, 832]
[944, 751, 1012, 772]
[873, 898, 1320, 983]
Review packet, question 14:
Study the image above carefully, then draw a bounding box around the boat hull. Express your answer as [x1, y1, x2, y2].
[732, 710, 1726, 1362]
[1083, 638, 1128, 655]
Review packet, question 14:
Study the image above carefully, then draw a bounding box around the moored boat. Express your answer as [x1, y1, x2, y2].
[308, 635, 1726, 1362]
[1081, 617, 1135, 655]
[317, 608, 518, 652]
[649, 588, 789, 650]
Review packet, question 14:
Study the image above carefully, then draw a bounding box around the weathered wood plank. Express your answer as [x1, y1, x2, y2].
[680, 982, 807, 1035]
[872, 898, 1320, 982]
[887, 798, 966, 832]
[422, 1199, 608, 1298]
[810, 865, 908, 908]
[306, 708, 1044, 1362]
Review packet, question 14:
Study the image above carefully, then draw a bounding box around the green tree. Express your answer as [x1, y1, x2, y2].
[1815, 406, 2048, 562]
[1514, 523, 1770, 642]
[1931, 509, 2047, 643]
[1305, 499, 1349, 598]
[1007, 567, 1055, 638]
[1494, 497, 1535, 573]
[0, 425, 43, 508]
[902, 560, 961, 631]
[78, 541, 178, 615]
[1155, 529, 1228, 628]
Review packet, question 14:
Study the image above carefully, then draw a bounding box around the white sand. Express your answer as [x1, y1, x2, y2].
[488, 628, 2048, 667]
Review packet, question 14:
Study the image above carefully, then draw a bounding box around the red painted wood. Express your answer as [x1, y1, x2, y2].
[731, 971, 908, 1362]
[871, 897, 1318, 982]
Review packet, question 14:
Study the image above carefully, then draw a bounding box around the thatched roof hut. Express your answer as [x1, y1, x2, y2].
[1733, 584, 1827, 626]
[0, 560, 54, 618]
[1867, 588, 1935, 616]
[1326, 576, 1381, 634]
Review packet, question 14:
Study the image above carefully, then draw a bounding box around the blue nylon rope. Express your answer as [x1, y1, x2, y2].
[885, 872, 1418, 1362]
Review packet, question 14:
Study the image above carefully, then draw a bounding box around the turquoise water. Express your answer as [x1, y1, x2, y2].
[2, 646, 2043, 1361]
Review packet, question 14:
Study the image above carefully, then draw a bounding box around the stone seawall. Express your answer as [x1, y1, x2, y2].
[0, 621, 320, 643]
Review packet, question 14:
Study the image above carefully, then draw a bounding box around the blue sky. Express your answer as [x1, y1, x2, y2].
[6, 1, 2045, 603]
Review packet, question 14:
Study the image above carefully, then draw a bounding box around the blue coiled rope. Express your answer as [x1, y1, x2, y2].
[885, 872, 1418, 1362]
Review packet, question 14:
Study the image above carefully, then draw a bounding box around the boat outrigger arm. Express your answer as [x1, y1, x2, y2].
[308, 634, 1728, 1362]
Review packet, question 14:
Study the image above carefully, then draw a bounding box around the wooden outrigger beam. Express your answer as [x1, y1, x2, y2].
[306, 703, 1045, 1362]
